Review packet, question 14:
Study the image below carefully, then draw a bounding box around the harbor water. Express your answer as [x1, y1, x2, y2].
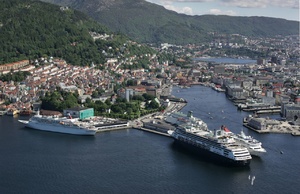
[0, 85, 299, 194]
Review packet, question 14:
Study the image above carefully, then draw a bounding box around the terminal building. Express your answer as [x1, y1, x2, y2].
[63, 107, 94, 120]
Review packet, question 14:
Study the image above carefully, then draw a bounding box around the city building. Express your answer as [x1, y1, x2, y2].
[63, 107, 94, 120]
[281, 103, 300, 124]
[247, 118, 267, 130]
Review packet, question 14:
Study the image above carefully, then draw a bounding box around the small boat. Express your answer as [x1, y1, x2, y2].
[251, 176, 256, 185]
[0, 110, 8, 116]
[6, 109, 19, 116]
[19, 109, 32, 116]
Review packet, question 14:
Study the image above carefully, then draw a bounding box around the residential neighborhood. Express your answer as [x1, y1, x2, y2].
[0, 34, 299, 126]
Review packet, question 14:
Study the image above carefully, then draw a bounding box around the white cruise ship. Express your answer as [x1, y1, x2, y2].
[220, 125, 266, 157]
[19, 113, 97, 135]
[232, 129, 266, 157]
[165, 111, 208, 130]
[168, 123, 252, 167]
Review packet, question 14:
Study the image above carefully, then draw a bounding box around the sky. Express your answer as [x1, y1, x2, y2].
[145, 0, 299, 21]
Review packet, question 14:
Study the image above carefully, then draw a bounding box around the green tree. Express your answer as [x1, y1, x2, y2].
[148, 100, 159, 109]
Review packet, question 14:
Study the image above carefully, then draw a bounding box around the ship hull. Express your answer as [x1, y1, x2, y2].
[249, 149, 266, 157]
[173, 139, 251, 167]
[233, 137, 266, 157]
[19, 120, 96, 136]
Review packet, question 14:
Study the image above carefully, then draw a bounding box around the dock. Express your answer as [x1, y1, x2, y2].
[240, 106, 281, 114]
[135, 127, 171, 137]
[96, 126, 131, 133]
[244, 121, 300, 136]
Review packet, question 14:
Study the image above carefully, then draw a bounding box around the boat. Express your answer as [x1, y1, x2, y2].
[19, 109, 32, 116]
[164, 111, 208, 130]
[220, 126, 267, 157]
[18, 112, 97, 135]
[0, 110, 7, 116]
[6, 109, 19, 116]
[234, 130, 266, 157]
[168, 123, 252, 167]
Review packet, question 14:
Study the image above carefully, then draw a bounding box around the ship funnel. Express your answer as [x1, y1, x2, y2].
[187, 111, 193, 118]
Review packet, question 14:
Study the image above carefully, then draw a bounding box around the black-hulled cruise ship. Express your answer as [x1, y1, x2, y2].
[168, 123, 252, 167]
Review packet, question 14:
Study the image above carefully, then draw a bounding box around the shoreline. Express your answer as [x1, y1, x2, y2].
[243, 121, 300, 136]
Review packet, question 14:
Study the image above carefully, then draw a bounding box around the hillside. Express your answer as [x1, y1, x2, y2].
[0, 0, 136, 65]
[40, 0, 300, 44]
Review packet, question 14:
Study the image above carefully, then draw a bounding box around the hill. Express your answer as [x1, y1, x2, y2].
[0, 0, 143, 65]
[40, 0, 300, 44]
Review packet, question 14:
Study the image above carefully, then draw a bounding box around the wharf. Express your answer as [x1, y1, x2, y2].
[135, 127, 171, 137]
[255, 109, 281, 114]
[240, 106, 281, 113]
[96, 126, 131, 133]
[243, 121, 300, 136]
[131, 101, 186, 137]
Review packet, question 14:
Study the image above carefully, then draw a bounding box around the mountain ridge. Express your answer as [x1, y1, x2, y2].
[0, 0, 142, 65]
[40, 0, 299, 44]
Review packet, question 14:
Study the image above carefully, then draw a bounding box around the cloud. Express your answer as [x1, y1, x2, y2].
[164, 4, 194, 15]
[147, 0, 299, 9]
[182, 6, 194, 15]
[221, 0, 299, 9]
[208, 8, 236, 15]
[164, 5, 237, 16]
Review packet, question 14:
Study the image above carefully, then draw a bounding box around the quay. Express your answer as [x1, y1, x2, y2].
[135, 127, 171, 137]
[93, 100, 186, 135]
[96, 125, 131, 133]
[255, 109, 281, 114]
[129, 101, 187, 137]
[238, 106, 281, 114]
[95, 121, 130, 132]
[243, 120, 300, 136]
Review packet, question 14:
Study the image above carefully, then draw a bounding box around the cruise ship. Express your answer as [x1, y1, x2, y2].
[168, 123, 252, 167]
[165, 111, 208, 130]
[18, 113, 97, 135]
[221, 126, 266, 157]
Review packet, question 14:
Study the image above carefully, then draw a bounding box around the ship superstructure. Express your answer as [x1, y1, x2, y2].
[220, 125, 266, 157]
[169, 123, 252, 167]
[19, 113, 97, 135]
[165, 111, 208, 130]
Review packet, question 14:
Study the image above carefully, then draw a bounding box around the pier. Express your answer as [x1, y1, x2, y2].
[239, 106, 281, 114]
[135, 127, 171, 137]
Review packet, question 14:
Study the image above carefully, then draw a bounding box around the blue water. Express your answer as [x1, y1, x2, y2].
[0, 85, 299, 194]
[194, 57, 257, 64]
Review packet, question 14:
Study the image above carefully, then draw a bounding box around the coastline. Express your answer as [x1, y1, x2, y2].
[243, 121, 300, 136]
